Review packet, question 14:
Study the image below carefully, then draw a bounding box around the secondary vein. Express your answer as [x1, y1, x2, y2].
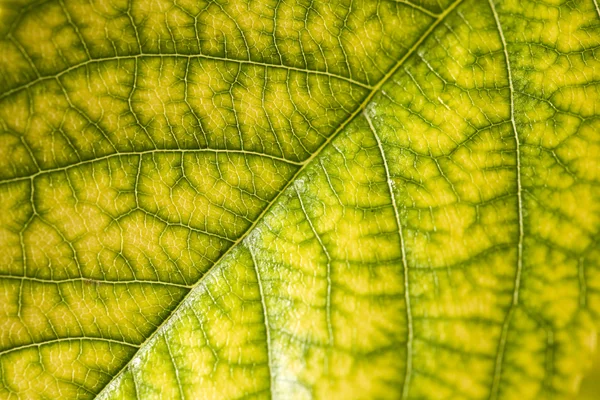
[249, 246, 276, 399]
[364, 111, 413, 400]
[487, 1, 525, 399]
[0, 52, 371, 102]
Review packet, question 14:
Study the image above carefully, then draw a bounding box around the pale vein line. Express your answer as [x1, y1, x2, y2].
[0, 274, 192, 288]
[131, 367, 141, 400]
[249, 247, 275, 399]
[593, 0, 600, 19]
[296, 188, 334, 347]
[0, 52, 371, 101]
[0, 337, 139, 356]
[0, 148, 302, 185]
[94, 2, 464, 397]
[164, 336, 186, 400]
[391, 0, 440, 18]
[488, 1, 524, 399]
[364, 112, 413, 400]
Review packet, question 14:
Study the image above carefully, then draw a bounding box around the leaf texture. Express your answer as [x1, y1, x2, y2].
[0, 0, 599, 399]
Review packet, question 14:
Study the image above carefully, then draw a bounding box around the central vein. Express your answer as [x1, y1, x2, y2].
[95, 1, 465, 397]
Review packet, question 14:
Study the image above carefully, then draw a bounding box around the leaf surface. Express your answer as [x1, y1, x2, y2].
[0, 0, 599, 399]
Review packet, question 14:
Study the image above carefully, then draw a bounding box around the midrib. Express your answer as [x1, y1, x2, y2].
[94, 1, 465, 397]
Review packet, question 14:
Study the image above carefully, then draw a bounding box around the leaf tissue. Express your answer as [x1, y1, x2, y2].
[0, 0, 599, 399]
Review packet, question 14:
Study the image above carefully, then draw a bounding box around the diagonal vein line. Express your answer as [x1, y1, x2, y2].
[593, 0, 600, 19]
[364, 112, 413, 399]
[487, 0, 524, 399]
[392, 0, 440, 18]
[94, 1, 464, 397]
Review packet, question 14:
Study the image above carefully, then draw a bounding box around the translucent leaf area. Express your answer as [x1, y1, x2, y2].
[0, 0, 599, 399]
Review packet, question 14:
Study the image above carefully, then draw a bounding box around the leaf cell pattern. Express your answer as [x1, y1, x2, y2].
[0, 0, 599, 399]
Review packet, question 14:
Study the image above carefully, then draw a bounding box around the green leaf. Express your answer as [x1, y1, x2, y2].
[0, 0, 599, 398]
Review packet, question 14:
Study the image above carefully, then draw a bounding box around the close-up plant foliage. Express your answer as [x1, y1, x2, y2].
[0, 0, 599, 399]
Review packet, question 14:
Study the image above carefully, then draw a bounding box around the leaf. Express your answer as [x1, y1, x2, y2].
[0, 0, 599, 398]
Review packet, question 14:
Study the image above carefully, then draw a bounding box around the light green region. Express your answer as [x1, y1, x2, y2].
[0, 0, 599, 399]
